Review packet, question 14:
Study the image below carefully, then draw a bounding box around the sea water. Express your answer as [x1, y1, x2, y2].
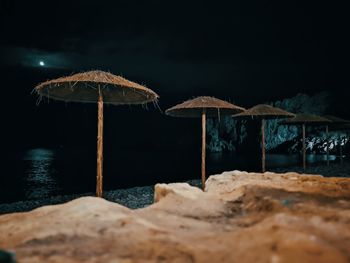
[0, 147, 339, 204]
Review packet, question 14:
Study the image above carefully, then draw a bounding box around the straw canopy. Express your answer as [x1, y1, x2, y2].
[35, 70, 159, 104]
[233, 104, 295, 119]
[279, 113, 331, 170]
[34, 70, 158, 198]
[232, 104, 294, 173]
[324, 115, 350, 131]
[325, 115, 350, 124]
[279, 113, 331, 125]
[165, 96, 245, 118]
[165, 96, 244, 189]
[324, 115, 350, 125]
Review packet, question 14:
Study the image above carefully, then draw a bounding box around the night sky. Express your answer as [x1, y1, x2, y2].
[0, 0, 349, 186]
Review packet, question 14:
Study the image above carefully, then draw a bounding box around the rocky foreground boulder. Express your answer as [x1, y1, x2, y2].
[0, 171, 350, 263]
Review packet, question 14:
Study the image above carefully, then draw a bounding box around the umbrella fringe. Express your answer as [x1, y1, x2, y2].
[36, 95, 43, 106]
[35, 70, 159, 104]
[153, 99, 163, 113]
[30, 87, 36, 95]
[140, 102, 148, 111]
[71, 81, 79, 89]
[166, 96, 245, 117]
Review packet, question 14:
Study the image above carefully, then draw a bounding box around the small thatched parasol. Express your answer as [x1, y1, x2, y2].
[233, 104, 295, 172]
[325, 115, 350, 125]
[325, 115, 350, 164]
[35, 70, 158, 197]
[279, 113, 331, 170]
[165, 96, 245, 189]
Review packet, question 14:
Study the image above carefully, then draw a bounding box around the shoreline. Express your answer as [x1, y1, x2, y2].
[270, 161, 350, 177]
[0, 162, 348, 215]
[0, 180, 202, 215]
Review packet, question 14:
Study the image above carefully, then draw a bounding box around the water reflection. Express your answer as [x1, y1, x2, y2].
[208, 152, 339, 170]
[22, 148, 60, 199]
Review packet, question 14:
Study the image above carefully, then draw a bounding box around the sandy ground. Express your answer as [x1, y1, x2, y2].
[0, 170, 349, 263]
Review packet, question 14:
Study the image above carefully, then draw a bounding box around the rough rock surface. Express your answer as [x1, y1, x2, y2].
[1, 171, 350, 263]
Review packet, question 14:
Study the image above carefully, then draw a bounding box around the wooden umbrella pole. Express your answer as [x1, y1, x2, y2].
[261, 119, 266, 173]
[96, 90, 104, 197]
[201, 109, 206, 190]
[302, 124, 306, 171]
[326, 125, 329, 166]
[340, 135, 343, 165]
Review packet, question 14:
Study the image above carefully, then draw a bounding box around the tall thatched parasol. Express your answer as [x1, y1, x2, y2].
[35, 70, 159, 197]
[165, 96, 245, 189]
[233, 104, 295, 173]
[325, 115, 350, 164]
[279, 113, 331, 170]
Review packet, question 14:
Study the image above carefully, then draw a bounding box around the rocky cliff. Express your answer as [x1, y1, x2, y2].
[206, 91, 349, 154]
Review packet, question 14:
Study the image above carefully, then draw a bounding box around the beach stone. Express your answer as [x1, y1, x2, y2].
[1, 171, 350, 263]
[154, 182, 203, 202]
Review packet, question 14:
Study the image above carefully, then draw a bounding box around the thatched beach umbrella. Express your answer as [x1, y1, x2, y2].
[35, 70, 158, 197]
[326, 115, 350, 164]
[165, 96, 245, 189]
[325, 115, 350, 125]
[233, 104, 295, 173]
[280, 114, 331, 170]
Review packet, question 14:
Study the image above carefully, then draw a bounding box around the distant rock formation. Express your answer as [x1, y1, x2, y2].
[1, 171, 350, 262]
[266, 91, 330, 151]
[206, 91, 348, 153]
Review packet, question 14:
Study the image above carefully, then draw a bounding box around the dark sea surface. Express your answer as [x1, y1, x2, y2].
[0, 147, 342, 204]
